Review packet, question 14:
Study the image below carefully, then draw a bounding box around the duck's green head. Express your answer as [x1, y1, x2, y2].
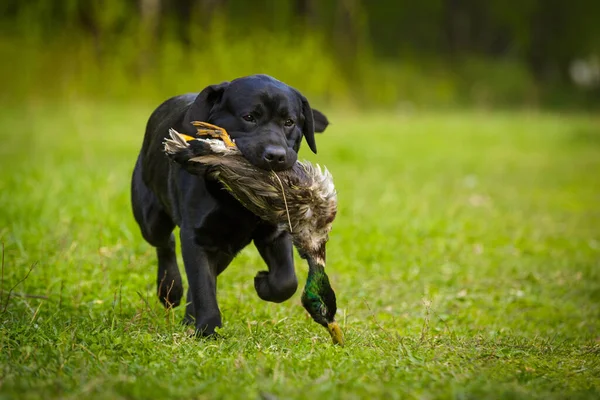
[301, 259, 344, 345]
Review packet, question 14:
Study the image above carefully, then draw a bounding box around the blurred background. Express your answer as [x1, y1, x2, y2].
[2, 0, 600, 110]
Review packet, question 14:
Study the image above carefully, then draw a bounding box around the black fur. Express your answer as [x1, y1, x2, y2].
[131, 74, 329, 335]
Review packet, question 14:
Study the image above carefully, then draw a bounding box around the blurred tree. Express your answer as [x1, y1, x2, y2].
[295, 0, 318, 27]
[1, 0, 598, 106]
[334, 0, 366, 67]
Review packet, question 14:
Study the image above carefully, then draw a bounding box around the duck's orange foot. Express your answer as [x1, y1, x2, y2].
[191, 121, 236, 148]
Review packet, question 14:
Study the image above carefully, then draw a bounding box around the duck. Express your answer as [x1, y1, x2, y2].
[163, 121, 344, 346]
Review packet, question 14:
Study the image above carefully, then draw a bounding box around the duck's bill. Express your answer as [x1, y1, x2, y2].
[327, 321, 345, 346]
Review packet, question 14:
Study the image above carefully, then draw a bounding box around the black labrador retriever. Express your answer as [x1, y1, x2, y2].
[131, 74, 329, 335]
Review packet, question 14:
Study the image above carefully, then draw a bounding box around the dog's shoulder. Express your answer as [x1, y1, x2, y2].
[141, 94, 197, 159]
[146, 94, 197, 138]
[138, 94, 199, 194]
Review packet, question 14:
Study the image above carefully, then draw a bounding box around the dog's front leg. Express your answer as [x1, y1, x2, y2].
[179, 228, 223, 336]
[253, 227, 298, 303]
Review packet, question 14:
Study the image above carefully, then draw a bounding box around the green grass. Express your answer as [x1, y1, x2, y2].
[1, 102, 599, 399]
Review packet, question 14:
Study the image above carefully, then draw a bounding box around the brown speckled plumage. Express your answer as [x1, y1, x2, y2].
[163, 123, 343, 345]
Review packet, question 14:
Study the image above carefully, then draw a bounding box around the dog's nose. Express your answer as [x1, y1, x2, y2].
[262, 146, 287, 166]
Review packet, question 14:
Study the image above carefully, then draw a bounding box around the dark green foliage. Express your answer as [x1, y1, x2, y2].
[1, 0, 599, 108]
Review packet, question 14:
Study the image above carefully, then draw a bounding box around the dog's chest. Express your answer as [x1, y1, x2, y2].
[192, 206, 259, 256]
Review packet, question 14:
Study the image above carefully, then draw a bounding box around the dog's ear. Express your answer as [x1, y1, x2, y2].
[183, 82, 229, 127]
[311, 109, 329, 133]
[298, 94, 328, 154]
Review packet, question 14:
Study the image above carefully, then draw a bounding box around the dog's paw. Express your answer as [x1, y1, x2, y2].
[182, 324, 222, 339]
[195, 315, 222, 338]
[182, 313, 222, 338]
[157, 279, 183, 308]
[254, 270, 297, 303]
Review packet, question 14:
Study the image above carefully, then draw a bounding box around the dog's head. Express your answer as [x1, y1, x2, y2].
[183, 74, 328, 171]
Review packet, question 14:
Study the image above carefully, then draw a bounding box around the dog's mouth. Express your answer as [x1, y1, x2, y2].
[233, 139, 297, 172]
[187, 121, 297, 172]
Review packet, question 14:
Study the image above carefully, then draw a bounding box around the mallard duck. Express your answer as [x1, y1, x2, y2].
[163, 121, 344, 346]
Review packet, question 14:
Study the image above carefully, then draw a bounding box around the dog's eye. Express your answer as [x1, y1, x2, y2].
[284, 119, 295, 127]
[242, 114, 256, 123]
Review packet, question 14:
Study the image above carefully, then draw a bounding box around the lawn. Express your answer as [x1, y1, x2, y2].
[0, 102, 599, 399]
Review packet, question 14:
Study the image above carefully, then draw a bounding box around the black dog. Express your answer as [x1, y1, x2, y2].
[131, 74, 329, 335]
